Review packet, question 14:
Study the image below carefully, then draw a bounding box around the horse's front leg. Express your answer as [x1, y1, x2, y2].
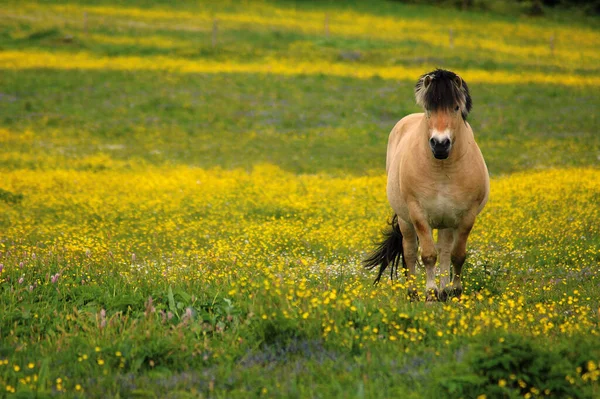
[437, 228, 454, 302]
[408, 205, 438, 301]
[398, 219, 418, 301]
[451, 214, 476, 299]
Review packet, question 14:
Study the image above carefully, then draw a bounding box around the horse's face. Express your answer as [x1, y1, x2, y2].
[425, 108, 462, 160]
[414, 70, 472, 160]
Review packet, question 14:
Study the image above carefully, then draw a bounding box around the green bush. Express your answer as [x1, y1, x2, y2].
[435, 334, 599, 398]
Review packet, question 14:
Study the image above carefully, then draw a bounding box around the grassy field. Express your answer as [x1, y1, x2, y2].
[1, 0, 599, 397]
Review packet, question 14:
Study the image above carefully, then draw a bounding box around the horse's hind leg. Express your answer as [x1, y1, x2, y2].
[451, 215, 476, 299]
[437, 228, 454, 302]
[398, 219, 418, 301]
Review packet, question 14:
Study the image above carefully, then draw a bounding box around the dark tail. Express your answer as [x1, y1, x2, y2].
[363, 214, 406, 284]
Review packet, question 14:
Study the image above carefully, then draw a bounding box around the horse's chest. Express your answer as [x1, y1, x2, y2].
[422, 192, 464, 229]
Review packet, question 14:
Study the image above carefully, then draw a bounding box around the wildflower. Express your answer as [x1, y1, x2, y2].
[100, 309, 106, 329]
[182, 307, 194, 322]
[51, 273, 60, 284]
[145, 296, 155, 316]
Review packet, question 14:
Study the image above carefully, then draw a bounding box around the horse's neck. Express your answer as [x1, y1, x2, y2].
[451, 123, 473, 159]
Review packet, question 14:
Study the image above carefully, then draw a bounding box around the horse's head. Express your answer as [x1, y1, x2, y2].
[414, 69, 472, 160]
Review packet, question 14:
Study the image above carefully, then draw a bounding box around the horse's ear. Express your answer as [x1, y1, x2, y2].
[423, 75, 433, 89]
[454, 75, 463, 89]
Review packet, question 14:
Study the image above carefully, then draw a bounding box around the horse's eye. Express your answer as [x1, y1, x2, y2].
[454, 105, 460, 112]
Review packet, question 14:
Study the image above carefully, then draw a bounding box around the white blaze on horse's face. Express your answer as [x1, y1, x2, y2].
[415, 73, 469, 161]
[426, 108, 462, 160]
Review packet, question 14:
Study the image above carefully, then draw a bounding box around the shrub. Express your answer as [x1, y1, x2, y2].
[435, 334, 597, 398]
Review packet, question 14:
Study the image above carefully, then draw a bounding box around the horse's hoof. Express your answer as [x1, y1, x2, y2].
[438, 288, 449, 302]
[439, 286, 462, 301]
[452, 286, 463, 299]
[426, 288, 439, 302]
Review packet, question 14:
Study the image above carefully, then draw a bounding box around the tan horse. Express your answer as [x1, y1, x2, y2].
[365, 69, 489, 301]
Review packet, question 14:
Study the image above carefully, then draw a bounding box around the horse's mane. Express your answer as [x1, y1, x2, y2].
[414, 69, 472, 120]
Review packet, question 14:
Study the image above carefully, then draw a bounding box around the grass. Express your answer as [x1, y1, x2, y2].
[0, 0, 599, 397]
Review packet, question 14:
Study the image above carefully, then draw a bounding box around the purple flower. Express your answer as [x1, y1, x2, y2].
[182, 307, 194, 322]
[29, 285, 34, 292]
[144, 296, 155, 317]
[18, 277, 24, 284]
[51, 273, 60, 284]
[100, 309, 107, 329]
[0, 264, 3, 273]
[19, 262, 24, 269]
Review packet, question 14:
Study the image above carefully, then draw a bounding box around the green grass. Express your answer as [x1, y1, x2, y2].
[2, 70, 598, 176]
[0, 1, 599, 398]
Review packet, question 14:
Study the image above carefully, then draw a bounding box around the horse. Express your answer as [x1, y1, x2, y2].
[364, 69, 489, 302]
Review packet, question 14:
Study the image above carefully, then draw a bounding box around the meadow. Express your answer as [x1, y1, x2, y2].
[0, 0, 599, 397]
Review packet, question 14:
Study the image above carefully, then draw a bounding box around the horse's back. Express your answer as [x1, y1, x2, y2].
[386, 113, 423, 174]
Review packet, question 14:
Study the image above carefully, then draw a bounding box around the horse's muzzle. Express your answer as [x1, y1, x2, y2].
[429, 137, 451, 159]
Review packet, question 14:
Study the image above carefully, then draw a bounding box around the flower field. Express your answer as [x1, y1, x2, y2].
[1, 1, 599, 397]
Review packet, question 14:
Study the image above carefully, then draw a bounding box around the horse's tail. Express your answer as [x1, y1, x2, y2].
[363, 214, 406, 284]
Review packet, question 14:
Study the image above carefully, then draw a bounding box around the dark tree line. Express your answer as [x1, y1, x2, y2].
[392, 0, 600, 15]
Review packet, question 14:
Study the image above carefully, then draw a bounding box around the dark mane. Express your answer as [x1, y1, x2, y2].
[414, 69, 472, 120]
